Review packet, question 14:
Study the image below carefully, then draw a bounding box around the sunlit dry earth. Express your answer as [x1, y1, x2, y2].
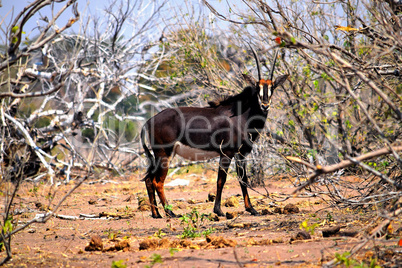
[2, 167, 401, 267]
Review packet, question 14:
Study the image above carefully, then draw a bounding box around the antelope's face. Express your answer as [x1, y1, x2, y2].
[258, 79, 274, 112]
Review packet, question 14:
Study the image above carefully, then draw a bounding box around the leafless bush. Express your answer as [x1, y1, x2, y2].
[203, 0, 401, 264]
[0, 0, 175, 263]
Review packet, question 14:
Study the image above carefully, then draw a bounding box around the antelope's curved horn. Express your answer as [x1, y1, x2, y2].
[249, 44, 261, 82]
[270, 50, 279, 81]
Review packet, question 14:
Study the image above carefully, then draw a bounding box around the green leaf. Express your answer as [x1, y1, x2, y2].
[11, 26, 19, 33]
[288, 120, 295, 127]
[313, 80, 319, 89]
[169, 248, 179, 256]
[164, 204, 173, 211]
[291, 37, 296, 44]
[149, 253, 163, 265]
[345, 119, 352, 129]
[302, 65, 311, 77]
[111, 260, 127, 268]
[3, 217, 13, 233]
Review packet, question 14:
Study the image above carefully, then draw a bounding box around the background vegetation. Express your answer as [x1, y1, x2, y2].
[0, 0, 400, 265]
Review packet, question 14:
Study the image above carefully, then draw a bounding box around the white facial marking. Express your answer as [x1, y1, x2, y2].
[259, 84, 264, 98]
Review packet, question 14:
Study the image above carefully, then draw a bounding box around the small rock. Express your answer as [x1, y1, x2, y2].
[206, 235, 237, 248]
[178, 239, 193, 248]
[139, 238, 159, 250]
[283, 204, 299, 214]
[85, 235, 103, 251]
[224, 196, 239, 208]
[272, 237, 284, 243]
[88, 198, 97, 205]
[137, 195, 150, 211]
[207, 193, 216, 202]
[225, 211, 237, 220]
[35, 202, 49, 211]
[322, 226, 341, 237]
[113, 240, 130, 251]
[209, 213, 220, 222]
[339, 230, 359, 237]
[261, 208, 273, 215]
[139, 237, 178, 251]
[187, 199, 197, 204]
[273, 207, 282, 214]
[290, 231, 311, 242]
[247, 238, 271, 246]
[228, 223, 244, 229]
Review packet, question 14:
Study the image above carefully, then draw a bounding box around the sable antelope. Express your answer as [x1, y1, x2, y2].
[141, 47, 288, 218]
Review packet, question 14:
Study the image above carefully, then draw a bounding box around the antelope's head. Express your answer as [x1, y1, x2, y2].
[244, 47, 288, 112]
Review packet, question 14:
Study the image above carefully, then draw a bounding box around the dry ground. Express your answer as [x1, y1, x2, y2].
[1, 167, 401, 267]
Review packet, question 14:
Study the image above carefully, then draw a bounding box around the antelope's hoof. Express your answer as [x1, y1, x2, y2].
[152, 214, 163, 219]
[166, 210, 180, 218]
[213, 208, 225, 217]
[246, 207, 260, 216]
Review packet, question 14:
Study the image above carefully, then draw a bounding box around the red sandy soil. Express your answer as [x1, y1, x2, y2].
[2, 168, 401, 267]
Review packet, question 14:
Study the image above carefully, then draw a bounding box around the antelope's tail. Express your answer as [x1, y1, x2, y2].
[140, 125, 156, 181]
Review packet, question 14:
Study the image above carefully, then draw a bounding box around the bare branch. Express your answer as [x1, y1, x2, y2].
[290, 146, 402, 193]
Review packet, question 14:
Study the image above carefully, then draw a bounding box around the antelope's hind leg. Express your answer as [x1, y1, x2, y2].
[144, 175, 162, 218]
[153, 151, 178, 218]
[235, 154, 259, 216]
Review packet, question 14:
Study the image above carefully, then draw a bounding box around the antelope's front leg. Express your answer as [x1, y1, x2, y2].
[214, 156, 232, 216]
[235, 155, 259, 216]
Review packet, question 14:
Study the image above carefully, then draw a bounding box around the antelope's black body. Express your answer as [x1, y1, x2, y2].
[141, 48, 288, 218]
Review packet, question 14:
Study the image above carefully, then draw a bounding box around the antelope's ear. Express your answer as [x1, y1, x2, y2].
[273, 74, 289, 89]
[242, 73, 257, 86]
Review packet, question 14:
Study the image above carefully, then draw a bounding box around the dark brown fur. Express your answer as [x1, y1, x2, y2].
[141, 57, 288, 219]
